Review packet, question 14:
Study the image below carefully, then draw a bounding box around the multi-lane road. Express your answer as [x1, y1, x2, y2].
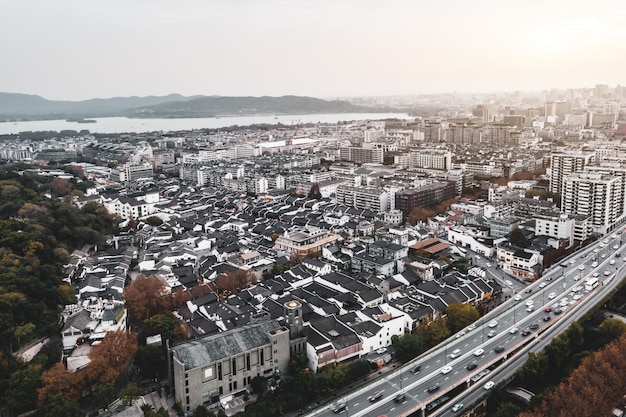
[305, 233, 626, 417]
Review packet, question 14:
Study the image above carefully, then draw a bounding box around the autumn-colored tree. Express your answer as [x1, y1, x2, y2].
[38, 362, 81, 406]
[289, 252, 306, 265]
[87, 330, 138, 385]
[124, 275, 171, 322]
[407, 207, 435, 225]
[445, 303, 480, 333]
[215, 269, 255, 297]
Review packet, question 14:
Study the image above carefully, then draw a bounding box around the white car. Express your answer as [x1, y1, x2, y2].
[483, 381, 495, 390]
[601, 254, 606, 258]
[614, 245, 620, 250]
[474, 348, 485, 356]
[603, 239, 609, 244]
[526, 305, 534, 312]
[488, 320, 498, 328]
[569, 259, 575, 264]
[539, 282, 547, 288]
[525, 300, 534, 307]
[451, 403, 464, 413]
[440, 366, 453, 374]
[604, 270, 611, 276]
[573, 294, 582, 301]
[593, 272, 600, 277]
[592, 262, 598, 267]
[505, 280, 513, 286]
[610, 259, 616, 265]
[578, 265, 585, 270]
[467, 323, 476, 331]
[593, 248, 600, 252]
[514, 294, 522, 301]
[487, 330, 496, 338]
[509, 327, 519, 334]
[449, 349, 461, 358]
[548, 292, 557, 299]
[485, 263, 492, 267]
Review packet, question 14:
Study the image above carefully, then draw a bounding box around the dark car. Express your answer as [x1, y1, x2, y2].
[466, 363, 477, 370]
[525, 288, 533, 293]
[332, 402, 346, 413]
[412, 365, 421, 373]
[494, 346, 505, 353]
[543, 315, 551, 322]
[427, 384, 440, 393]
[529, 323, 539, 330]
[394, 393, 406, 403]
[521, 330, 531, 336]
[554, 308, 563, 315]
[369, 391, 384, 402]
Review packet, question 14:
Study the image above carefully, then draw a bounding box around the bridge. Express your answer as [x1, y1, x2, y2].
[505, 386, 535, 405]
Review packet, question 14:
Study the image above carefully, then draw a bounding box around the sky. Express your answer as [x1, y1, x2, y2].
[2, 0, 626, 101]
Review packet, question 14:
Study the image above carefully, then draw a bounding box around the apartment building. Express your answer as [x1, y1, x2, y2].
[561, 172, 623, 234]
[336, 185, 389, 213]
[549, 152, 595, 194]
[395, 181, 456, 218]
[407, 149, 452, 170]
[339, 147, 383, 164]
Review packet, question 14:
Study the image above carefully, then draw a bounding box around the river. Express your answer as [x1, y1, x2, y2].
[0, 113, 412, 135]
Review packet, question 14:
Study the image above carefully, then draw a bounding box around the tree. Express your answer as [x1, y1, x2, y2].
[144, 216, 163, 226]
[124, 275, 171, 322]
[40, 393, 83, 417]
[93, 382, 117, 409]
[408, 207, 435, 225]
[120, 382, 141, 406]
[509, 227, 529, 248]
[250, 376, 268, 396]
[135, 345, 164, 380]
[308, 183, 322, 200]
[598, 317, 626, 341]
[445, 303, 480, 333]
[144, 311, 181, 334]
[87, 330, 138, 385]
[4, 363, 42, 413]
[391, 333, 422, 362]
[192, 405, 215, 417]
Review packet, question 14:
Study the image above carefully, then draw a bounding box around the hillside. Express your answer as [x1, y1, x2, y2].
[0, 93, 386, 121]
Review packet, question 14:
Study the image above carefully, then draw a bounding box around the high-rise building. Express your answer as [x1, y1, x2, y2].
[561, 172, 623, 234]
[549, 152, 595, 194]
[472, 105, 490, 122]
[339, 147, 383, 164]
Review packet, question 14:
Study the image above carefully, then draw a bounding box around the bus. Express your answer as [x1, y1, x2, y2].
[585, 277, 599, 291]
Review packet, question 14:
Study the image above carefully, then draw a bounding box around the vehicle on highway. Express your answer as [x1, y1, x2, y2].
[529, 323, 539, 330]
[412, 365, 421, 373]
[521, 330, 531, 336]
[539, 282, 547, 288]
[487, 330, 496, 337]
[604, 270, 611, 276]
[548, 292, 557, 299]
[369, 390, 384, 402]
[394, 393, 406, 403]
[332, 402, 346, 413]
[592, 262, 598, 267]
[440, 366, 452, 374]
[449, 349, 461, 359]
[543, 315, 551, 321]
[560, 298, 569, 306]
[525, 288, 533, 293]
[505, 280, 513, 286]
[485, 263, 491, 267]
[593, 272, 600, 277]
[610, 259, 616, 265]
[488, 320, 498, 328]
[427, 384, 440, 392]
[451, 403, 464, 413]
[578, 265, 585, 270]
[544, 307, 552, 312]
[554, 308, 563, 315]
[484, 381, 495, 390]
[573, 294, 581, 301]
[467, 323, 476, 331]
[514, 294, 522, 301]
[474, 348, 484, 356]
[466, 363, 477, 370]
[526, 305, 535, 312]
[455, 331, 466, 338]
[509, 327, 519, 334]
[495, 346, 505, 353]
[525, 300, 534, 307]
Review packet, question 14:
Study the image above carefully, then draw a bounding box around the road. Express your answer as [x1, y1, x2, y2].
[304, 233, 626, 417]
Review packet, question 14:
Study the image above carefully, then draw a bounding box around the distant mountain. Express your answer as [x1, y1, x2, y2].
[0, 93, 389, 121]
[129, 95, 371, 118]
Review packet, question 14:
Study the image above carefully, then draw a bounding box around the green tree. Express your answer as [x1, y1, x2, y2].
[93, 382, 117, 409]
[135, 345, 164, 380]
[144, 311, 181, 334]
[40, 393, 83, 417]
[391, 333, 422, 362]
[598, 317, 626, 342]
[250, 376, 268, 396]
[192, 405, 215, 417]
[445, 303, 480, 333]
[509, 227, 529, 248]
[4, 363, 42, 413]
[120, 382, 141, 406]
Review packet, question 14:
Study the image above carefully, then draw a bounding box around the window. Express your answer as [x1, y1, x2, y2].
[203, 367, 214, 380]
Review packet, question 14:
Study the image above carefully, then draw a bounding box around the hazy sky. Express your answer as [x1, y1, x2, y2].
[2, 0, 625, 100]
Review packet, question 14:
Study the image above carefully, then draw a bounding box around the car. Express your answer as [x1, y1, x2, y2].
[440, 366, 453, 374]
[332, 402, 347, 413]
[514, 294, 522, 301]
[612, 234, 618, 239]
[543, 315, 551, 322]
[560, 298, 569, 306]
[573, 294, 581, 301]
[593, 248, 600, 253]
[394, 393, 406, 403]
[466, 363, 478, 370]
[574, 275, 580, 281]
[554, 308, 563, 315]
[592, 262, 598, 267]
[427, 384, 440, 392]
[604, 270, 611, 276]
[484, 381, 495, 390]
[412, 365, 421, 373]
[600, 243, 606, 248]
[455, 331, 466, 338]
[604, 239, 609, 244]
[485, 263, 491, 267]
[601, 254, 606, 258]
[376, 347, 387, 354]
[614, 245, 620, 250]
[505, 280, 513, 286]
[569, 259, 575, 264]
[525, 288, 533, 293]
[474, 348, 485, 356]
[449, 349, 461, 359]
[578, 265, 585, 270]
[525, 300, 534, 307]
[610, 259, 616, 265]
[544, 307, 552, 312]
[494, 346, 505, 353]
[539, 282, 547, 288]
[593, 272, 600, 277]
[369, 390, 384, 402]
[529, 323, 539, 330]
[521, 330, 531, 336]
[509, 327, 519, 334]
[451, 403, 464, 413]
[548, 292, 557, 299]
[488, 320, 498, 328]
[487, 330, 496, 337]
[526, 305, 535, 312]
[467, 323, 476, 331]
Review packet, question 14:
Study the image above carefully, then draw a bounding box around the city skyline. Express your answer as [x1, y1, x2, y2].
[2, 0, 626, 101]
